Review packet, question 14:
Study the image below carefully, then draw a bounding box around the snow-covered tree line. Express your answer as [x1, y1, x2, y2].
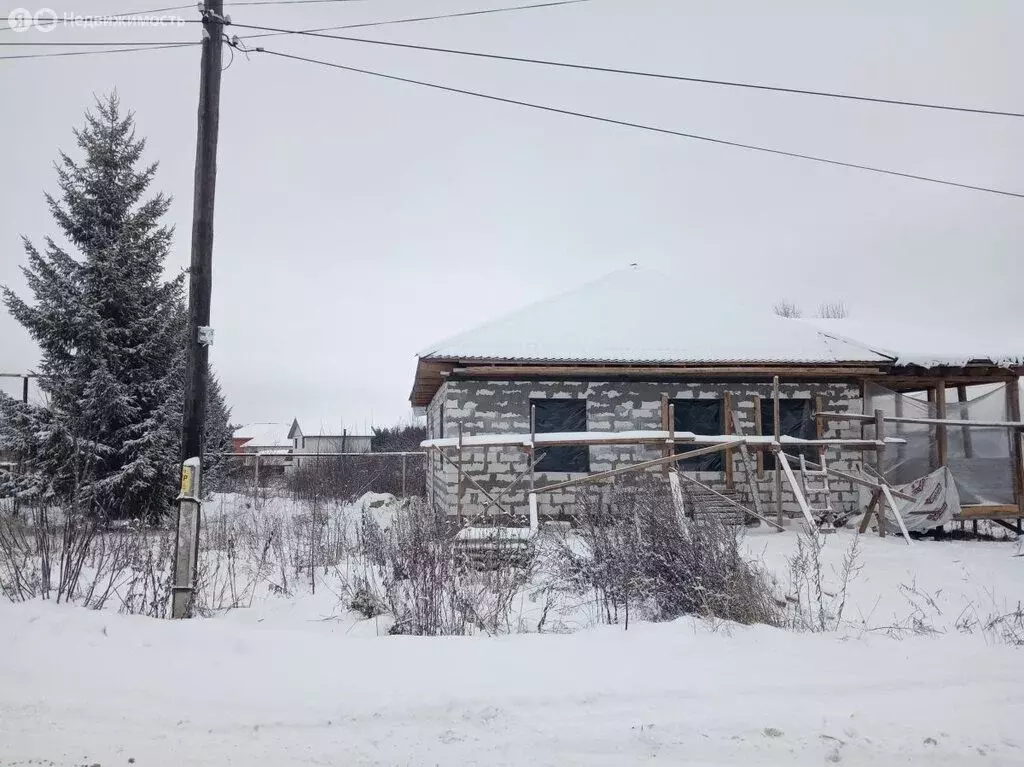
[0, 94, 233, 521]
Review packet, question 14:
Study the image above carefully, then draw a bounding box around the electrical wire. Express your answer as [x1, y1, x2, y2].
[238, 0, 594, 38]
[0, 4, 196, 31]
[228, 22, 1024, 119]
[249, 46, 1024, 199]
[0, 40, 197, 46]
[0, 42, 196, 59]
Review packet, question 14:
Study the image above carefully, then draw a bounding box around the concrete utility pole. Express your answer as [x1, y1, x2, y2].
[172, 0, 224, 619]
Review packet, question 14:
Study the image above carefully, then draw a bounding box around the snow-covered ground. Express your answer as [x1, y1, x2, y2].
[1, 509, 1022, 766]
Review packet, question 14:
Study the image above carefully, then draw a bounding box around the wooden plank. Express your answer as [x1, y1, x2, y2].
[724, 391, 734, 490]
[456, 421, 464, 524]
[777, 450, 817, 529]
[754, 395, 764, 479]
[874, 408, 887, 481]
[663, 391, 671, 475]
[535, 441, 738, 494]
[779, 451, 915, 501]
[958, 504, 1022, 519]
[668, 471, 686, 524]
[730, 410, 769, 526]
[881, 483, 912, 545]
[935, 381, 948, 468]
[815, 411, 1024, 429]
[858, 489, 881, 534]
[1007, 379, 1024, 517]
[773, 376, 783, 528]
[452, 364, 887, 378]
[437, 444, 513, 518]
[956, 384, 974, 459]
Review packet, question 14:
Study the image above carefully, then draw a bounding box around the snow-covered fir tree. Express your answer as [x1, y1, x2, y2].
[0, 94, 232, 519]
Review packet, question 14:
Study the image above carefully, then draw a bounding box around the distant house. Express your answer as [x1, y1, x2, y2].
[232, 423, 295, 471]
[287, 419, 372, 469]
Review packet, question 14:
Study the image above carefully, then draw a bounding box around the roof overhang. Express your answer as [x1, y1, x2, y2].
[409, 357, 1023, 406]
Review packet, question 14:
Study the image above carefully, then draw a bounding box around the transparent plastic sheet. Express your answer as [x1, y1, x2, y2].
[852, 382, 1014, 514]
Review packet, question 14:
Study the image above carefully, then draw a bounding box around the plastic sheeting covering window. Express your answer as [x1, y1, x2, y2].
[854, 382, 1014, 508]
[761, 399, 816, 469]
[531, 399, 589, 473]
[672, 399, 723, 471]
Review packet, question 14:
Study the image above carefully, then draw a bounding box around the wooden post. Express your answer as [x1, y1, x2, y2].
[927, 386, 938, 470]
[957, 384, 973, 459]
[773, 376, 783, 527]
[894, 390, 906, 464]
[401, 453, 407, 498]
[668, 402, 676, 461]
[660, 393, 670, 478]
[754, 395, 764, 479]
[935, 382, 948, 468]
[530, 403, 537, 517]
[1007, 379, 1023, 516]
[456, 421, 464, 525]
[724, 391, 734, 489]
[814, 393, 825, 469]
[874, 408, 887, 538]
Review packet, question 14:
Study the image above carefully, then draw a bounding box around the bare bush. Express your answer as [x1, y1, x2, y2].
[355, 498, 532, 636]
[784, 531, 861, 632]
[816, 302, 849, 319]
[554, 481, 781, 628]
[287, 453, 425, 503]
[773, 300, 802, 318]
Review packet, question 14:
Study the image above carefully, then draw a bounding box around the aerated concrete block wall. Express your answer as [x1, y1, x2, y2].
[425, 378, 864, 521]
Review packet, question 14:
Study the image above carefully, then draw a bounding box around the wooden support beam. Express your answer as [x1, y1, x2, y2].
[724, 391, 734, 490]
[858, 489, 881, 534]
[935, 381, 948, 468]
[874, 409, 887, 481]
[779, 452, 915, 501]
[437, 442, 513, 518]
[956, 384, 973, 459]
[456, 422, 464, 524]
[452, 364, 886, 378]
[815, 411, 1024, 429]
[881, 484, 912, 545]
[535, 441, 738, 494]
[773, 375, 783, 528]
[776, 450, 816, 529]
[894, 392, 907, 464]
[1007, 379, 1023, 517]
[660, 393, 670, 478]
[731, 411, 770, 528]
[754, 395, 764, 479]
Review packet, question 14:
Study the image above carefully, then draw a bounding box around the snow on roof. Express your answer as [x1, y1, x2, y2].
[420, 266, 886, 365]
[420, 266, 1023, 368]
[233, 423, 292, 448]
[802, 317, 1024, 368]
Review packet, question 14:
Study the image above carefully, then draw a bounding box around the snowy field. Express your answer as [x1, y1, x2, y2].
[1, 496, 1023, 766]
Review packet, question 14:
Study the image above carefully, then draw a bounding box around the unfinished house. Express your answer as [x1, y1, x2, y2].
[412, 266, 1024, 531]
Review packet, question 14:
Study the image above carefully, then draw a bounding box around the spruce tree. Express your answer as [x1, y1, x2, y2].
[1, 94, 230, 519]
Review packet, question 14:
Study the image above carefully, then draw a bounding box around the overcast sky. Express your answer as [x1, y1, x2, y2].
[2, 0, 1022, 432]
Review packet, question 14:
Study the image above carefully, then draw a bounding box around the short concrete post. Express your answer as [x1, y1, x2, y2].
[171, 457, 202, 619]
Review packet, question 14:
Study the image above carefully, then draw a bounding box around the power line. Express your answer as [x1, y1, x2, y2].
[249, 46, 1024, 199]
[238, 0, 595, 38]
[0, 4, 196, 31]
[227, 0, 367, 5]
[229, 22, 1024, 119]
[0, 42, 195, 59]
[0, 40, 197, 46]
